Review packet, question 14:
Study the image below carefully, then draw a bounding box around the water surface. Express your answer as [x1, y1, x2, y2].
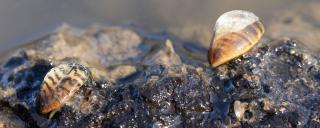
[0, 0, 316, 53]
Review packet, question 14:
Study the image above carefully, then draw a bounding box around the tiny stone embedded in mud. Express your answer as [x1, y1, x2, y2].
[0, 24, 319, 128]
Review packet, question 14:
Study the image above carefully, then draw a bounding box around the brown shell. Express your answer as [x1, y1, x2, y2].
[208, 10, 265, 67]
[37, 63, 90, 117]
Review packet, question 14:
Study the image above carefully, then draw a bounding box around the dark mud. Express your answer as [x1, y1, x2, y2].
[0, 25, 319, 128]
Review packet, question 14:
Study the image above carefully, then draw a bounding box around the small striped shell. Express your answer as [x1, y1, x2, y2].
[37, 63, 90, 118]
[208, 10, 264, 67]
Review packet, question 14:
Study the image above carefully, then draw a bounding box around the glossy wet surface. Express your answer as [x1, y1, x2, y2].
[0, 25, 319, 127]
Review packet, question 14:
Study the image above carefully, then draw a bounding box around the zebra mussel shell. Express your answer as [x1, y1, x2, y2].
[208, 10, 264, 67]
[37, 63, 91, 118]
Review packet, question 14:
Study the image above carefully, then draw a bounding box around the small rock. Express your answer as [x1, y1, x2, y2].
[143, 39, 182, 66]
[234, 100, 248, 121]
[261, 98, 275, 113]
[236, 74, 261, 89]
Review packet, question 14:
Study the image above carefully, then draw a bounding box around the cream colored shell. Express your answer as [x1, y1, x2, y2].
[215, 10, 259, 37]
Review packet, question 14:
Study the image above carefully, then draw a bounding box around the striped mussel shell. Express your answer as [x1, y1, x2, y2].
[208, 10, 264, 67]
[37, 63, 90, 118]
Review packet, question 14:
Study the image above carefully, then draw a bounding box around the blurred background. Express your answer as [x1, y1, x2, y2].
[0, 0, 319, 53]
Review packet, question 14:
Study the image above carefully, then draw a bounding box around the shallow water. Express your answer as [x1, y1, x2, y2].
[0, 0, 318, 53]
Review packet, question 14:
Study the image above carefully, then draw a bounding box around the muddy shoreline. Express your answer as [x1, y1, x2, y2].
[0, 24, 319, 127]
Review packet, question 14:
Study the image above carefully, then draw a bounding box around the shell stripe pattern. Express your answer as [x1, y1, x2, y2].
[39, 63, 89, 114]
[208, 20, 264, 67]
